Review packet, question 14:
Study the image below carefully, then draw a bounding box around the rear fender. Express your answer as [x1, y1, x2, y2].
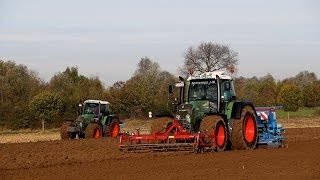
[231, 101, 256, 119]
[106, 114, 120, 126]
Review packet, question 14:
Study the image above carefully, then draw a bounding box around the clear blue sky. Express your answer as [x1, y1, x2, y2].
[1, 0, 319, 86]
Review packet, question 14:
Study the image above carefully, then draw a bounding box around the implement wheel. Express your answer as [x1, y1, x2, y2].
[85, 123, 102, 138]
[60, 121, 75, 140]
[150, 117, 173, 134]
[105, 119, 120, 138]
[200, 115, 227, 151]
[231, 105, 258, 150]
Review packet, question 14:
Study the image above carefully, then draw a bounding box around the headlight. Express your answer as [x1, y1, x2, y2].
[185, 114, 191, 123]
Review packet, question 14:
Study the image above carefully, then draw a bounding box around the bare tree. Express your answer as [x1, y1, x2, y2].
[180, 42, 238, 76]
[135, 57, 160, 76]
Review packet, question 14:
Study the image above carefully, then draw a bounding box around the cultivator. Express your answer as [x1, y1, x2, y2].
[119, 119, 220, 153]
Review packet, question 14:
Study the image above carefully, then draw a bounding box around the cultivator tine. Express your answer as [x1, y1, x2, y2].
[119, 143, 195, 153]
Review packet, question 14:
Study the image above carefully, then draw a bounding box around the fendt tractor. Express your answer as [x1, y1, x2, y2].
[61, 100, 120, 139]
[119, 71, 285, 152]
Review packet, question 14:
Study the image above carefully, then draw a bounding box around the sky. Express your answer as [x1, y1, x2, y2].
[1, 0, 319, 86]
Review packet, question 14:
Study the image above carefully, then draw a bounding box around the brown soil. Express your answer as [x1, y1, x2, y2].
[1, 128, 320, 179]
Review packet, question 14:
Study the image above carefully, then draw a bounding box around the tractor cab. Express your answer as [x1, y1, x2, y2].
[82, 100, 109, 117]
[170, 71, 236, 132]
[80, 100, 110, 127]
[186, 71, 236, 103]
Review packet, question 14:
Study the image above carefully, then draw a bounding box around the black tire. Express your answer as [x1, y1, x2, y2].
[60, 121, 75, 140]
[85, 123, 102, 138]
[231, 105, 258, 150]
[105, 119, 120, 138]
[200, 115, 227, 152]
[150, 117, 173, 134]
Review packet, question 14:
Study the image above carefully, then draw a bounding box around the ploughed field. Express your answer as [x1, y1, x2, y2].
[1, 127, 320, 179]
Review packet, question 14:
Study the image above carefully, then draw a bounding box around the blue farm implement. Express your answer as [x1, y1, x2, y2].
[256, 107, 285, 148]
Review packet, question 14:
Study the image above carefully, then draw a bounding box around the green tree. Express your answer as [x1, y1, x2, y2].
[290, 71, 317, 88]
[279, 84, 303, 111]
[49, 67, 105, 119]
[106, 57, 177, 118]
[153, 71, 178, 113]
[0, 60, 43, 129]
[106, 81, 127, 117]
[29, 91, 65, 128]
[255, 74, 277, 106]
[124, 57, 160, 117]
[302, 81, 320, 107]
[235, 76, 259, 104]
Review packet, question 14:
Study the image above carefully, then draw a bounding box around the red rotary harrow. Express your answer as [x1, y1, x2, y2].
[119, 118, 225, 153]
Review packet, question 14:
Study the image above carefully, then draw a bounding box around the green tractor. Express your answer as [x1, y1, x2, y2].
[60, 100, 121, 139]
[168, 71, 258, 150]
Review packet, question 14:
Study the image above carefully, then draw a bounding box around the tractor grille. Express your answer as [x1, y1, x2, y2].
[177, 104, 192, 120]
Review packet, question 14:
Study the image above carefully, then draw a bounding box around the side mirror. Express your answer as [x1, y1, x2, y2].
[78, 103, 83, 115]
[221, 96, 225, 102]
[172, 97, 179, 104]
[169, 85, 174, 94]
[171, 98, 179, 106]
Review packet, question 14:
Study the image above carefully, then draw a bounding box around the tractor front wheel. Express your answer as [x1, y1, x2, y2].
[200, 115, 227, 152]
[231, 105, 258, 150]
[85, 123, 102, 138]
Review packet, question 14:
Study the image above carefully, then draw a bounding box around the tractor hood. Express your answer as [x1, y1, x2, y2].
[177, 100, 217, 125]
[190, 100, 217, 123]
[80, 114, 95, 128]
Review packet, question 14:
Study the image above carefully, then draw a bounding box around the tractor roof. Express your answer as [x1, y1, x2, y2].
[84, 100, 110, 105]
[187, 71, 232, 81]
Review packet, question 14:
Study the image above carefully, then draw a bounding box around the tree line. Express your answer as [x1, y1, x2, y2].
[1, 42, 319, 129]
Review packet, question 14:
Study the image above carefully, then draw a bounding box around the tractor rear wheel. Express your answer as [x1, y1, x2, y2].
[231, 105, 258, 150]
[150, 117, 173, 134]
[85, 123, 102, 138]
[60, 121, 75, 140]
[105, 119, 120, 138]
[200, 115, 227, 151]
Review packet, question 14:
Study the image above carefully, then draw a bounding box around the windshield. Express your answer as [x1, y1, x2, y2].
[83, 103, 108, 115]
[189, 80, 217, 102]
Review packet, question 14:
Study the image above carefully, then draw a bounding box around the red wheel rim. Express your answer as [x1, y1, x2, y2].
[216, 123, 225, 147]
[111, 123, 119, 137]
[94, 129, 100, 138]
[244, 115, 255, 143]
